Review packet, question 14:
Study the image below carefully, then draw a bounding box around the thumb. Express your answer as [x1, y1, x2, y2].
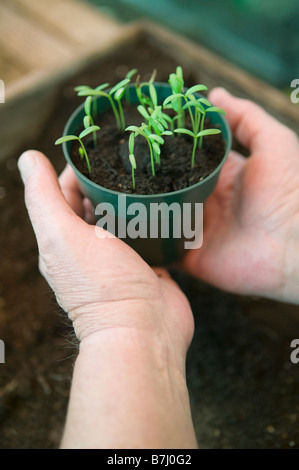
[18, 150, 86, 251]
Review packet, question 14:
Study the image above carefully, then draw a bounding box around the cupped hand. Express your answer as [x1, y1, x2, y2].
[183, 88, 299, 303]
[18, 151, 194, 360]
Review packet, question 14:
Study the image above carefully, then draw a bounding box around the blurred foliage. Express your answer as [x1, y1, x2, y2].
[86, 0, 299, 87]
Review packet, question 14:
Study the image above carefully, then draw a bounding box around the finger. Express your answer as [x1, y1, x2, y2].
[83, 198, 96, 225]
[208, 88, 298, 156]
[59, 165, 85, 218]
[18, 150, 88, 252]
[212, 150, 246, 200]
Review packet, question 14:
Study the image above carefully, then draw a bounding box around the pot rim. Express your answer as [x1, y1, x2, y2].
[62, 82, 232, 200]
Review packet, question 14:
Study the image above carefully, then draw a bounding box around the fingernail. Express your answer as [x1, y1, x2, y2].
[18, 151, 37, 183]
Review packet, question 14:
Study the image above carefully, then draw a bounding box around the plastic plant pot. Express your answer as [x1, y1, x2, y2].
[61, 83, 232, 266]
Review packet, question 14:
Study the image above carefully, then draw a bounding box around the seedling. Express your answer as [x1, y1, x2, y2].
[163, 85, 209, 135]
[55, 125, 100, 172]
[167, 66, 185, 128]
[174, 127, 221, 168]
[126, 104, 172, 179]
[128, 133, 136, 190]
[75, 83, 109, 119]
[126, 124, 157, 176]
[163, 80, 225, 165]
[75, 69, 137, 132]
[83, 96, 97, 147]
[135, 69, 157, 109]
[65, 66, 226, 188]
[198, 104, 226, 148]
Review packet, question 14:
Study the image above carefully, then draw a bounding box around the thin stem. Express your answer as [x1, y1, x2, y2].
[89, 115, 97, 148]
[177, 97, 185, 129]
[194, 109, 201, 135]
[199, 111, 206, 148]
[191, 137, 198, 168]
[79, 139, 91, 173]
[186, 106, 195, 133]
[118, 100, 126, 132]
[147, 140, 155, 176]
[108, 96, 121, 130]
[132, 167, 135, 190]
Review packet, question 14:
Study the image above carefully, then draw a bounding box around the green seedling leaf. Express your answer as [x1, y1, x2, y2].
[79, 125, 100, 139]
[168, 73, 184, 93]
[149, 69, 157, 84]
[159, 117, 168, 129]
[149, 84, 158, 107]
[148, 134, 164, 145]
[150, 105, 162, 120]
[161, 130, 173, 136]
[206, 106, 226, 115]
[126, 125, 141, 134]
[186, 93, 196, 102]
[84, 96, 92, 116]
[114, 87, 125, 101]
[176, 66, 183, 80]
[78, 89, 106, 97]
[129, 133, 135, 154]
[95, 83, 109, 91]
[152, 142, 161, 155]
[199, 98, 211, 107]
[149, 119, 161, 135]
[137, 105, 150, 120]
[183, 101, 205, 112]
[185, 84, 208, 96]
[55, 135, 78, 145]
[74, 85, 90, 92]
[83, 115, 91, 129]
[129, 153, 136, 169]
[174, 128, 195, 138]
[126, 68, 138, 80]
[163, 93, 184, 108]
[156, 121, 165, 133]
[109, 78, 130, 95]
[196, 129, 221, 138]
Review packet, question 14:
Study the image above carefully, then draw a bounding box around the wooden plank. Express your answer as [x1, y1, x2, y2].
[0, 0, 127, 161]
[5, 23, 140, 102]
[0, 2, 73, 70]
[0, 23, 139, 161]
[0, 52, 29, 84]
[0, 0, 124, 94]
[12, 0, 121, 47]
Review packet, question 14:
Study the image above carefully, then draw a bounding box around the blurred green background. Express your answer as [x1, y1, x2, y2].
[86, 0, 299, 87]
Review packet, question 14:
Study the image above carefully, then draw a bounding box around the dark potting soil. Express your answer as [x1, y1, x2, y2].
[71, 107, 225, 194]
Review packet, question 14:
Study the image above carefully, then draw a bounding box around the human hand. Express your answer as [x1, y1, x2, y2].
[18, 151, 197, 448]
[18, 150, 194, 356]
[183, 88, 299, 304]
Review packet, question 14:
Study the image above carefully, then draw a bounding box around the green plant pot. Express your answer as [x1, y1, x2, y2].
[61, 83, 232, 266]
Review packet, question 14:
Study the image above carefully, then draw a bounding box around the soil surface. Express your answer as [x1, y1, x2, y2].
[72, 107, 225, 194]
[0, 37, 298, 449]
